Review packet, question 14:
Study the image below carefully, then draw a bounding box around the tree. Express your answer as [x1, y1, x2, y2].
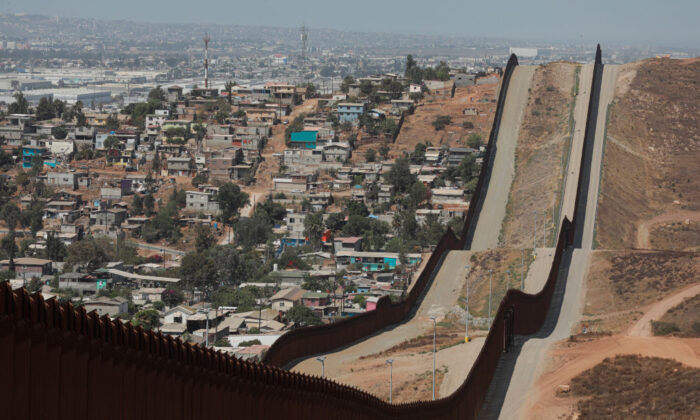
[1, 202, 21, 231]
[284, 305, 322, 327]
[379, 145, 390, 160]
[51, 126, 68, 140]
[419, 213, 446, 247]
[103, 136, 120, 151]
[384, 157, 416, 193]
[161, 288, 184, 307]
[180, 252, 216, 294]
[66, 237, 108, 271]
[467, 133, 482, 149]
[131, 193, 143, 215]
[214, 337, 232, 347]
[143, 193, 155, 217]
[408, 180, 428, 207]
[105, 114, 120, 130]
[151, 151, 161, 173]
[432, 115, 452, 131]
[325, 212, 345, 231]
[215, 108, 229, 124]
[35, 97, 55, 120]
[347, 200, 369, 217]
[365, 148, 377, 162]
[8, 92, 29, 114]
[45, 231, 67, 261]
[224, 80, 236, 104]
[148, 86, 167, 103]
[195, 224, 216, 253]
[303, 212, 324, 250]
[410, 143, 427, 164]
[132, 309, 160, 330]
[218, 183, 249, 223]
[211, 287, 256, 312]
[353, 295, 367, 309]
[340, 76, 355, 93]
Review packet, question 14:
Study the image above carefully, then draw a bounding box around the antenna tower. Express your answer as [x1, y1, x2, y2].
[203, 33, 211, 88]
[300, 24, 308, 68]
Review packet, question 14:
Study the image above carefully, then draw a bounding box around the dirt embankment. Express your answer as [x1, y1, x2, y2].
[459, 248, 534, 321]
[392, 83, 497, 157]
[654, 292, 700, 337]
[596, 58, 700, 250]
[582, 250, 700, 333]
[501, 62, 577, 248]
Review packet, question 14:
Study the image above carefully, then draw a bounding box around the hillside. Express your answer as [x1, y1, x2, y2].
[391, 82, 498, 157]
[595, 58, 700, 250]
[500, 62, 578, 247]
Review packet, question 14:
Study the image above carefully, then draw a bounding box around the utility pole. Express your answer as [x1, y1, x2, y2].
[543, 209, 546, 248]
[386, 359, 393, 403]
[533, 211, 537, 252]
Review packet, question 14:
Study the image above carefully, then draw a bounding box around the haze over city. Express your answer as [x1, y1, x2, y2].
[0, 2, 698, 419]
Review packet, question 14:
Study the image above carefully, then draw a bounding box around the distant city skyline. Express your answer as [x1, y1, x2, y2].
[2, 0, 699, 48]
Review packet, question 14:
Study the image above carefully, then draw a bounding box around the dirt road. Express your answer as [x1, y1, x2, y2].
[636, 209, 700, 249]
[471, 66, 535, 251]
[628, 282, 700, 337]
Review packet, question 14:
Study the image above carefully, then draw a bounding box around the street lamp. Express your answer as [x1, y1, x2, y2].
[386, 359, 393, 403]
[198, 309, 210, 347]
[465, 265, 470, 343]
[316, 355, 326, 378]
[430, 316, 437, 401]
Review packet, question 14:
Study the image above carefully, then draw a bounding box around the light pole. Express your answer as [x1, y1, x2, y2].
[533, 211, 537, 251]
[542, 209, 546, 248]
[465, 265, 470, 343]
[198, 309, 210, 347]
[520, 249, 524, 290]
[386, 359, 393, 403]
[316, 355, 326, 378]
[430, 316, 437, 401]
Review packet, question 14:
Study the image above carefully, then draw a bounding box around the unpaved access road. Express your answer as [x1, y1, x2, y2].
[628, 282, 700, 337]
[471, 66, 535, 251]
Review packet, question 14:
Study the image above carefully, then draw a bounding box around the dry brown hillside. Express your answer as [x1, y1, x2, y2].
[391, 82, 497, 157]
[596, 58, 700, 250]
[501, 62, 577, 247]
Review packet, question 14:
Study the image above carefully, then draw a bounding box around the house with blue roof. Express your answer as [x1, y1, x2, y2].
[290, 130, 318, 149]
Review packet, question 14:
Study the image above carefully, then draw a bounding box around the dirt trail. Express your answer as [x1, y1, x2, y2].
[527, 335, 700, 419]
[628, 282, 700, 337]
[635, 209, 700, 249]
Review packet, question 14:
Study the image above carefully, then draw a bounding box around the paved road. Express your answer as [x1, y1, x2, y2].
[133, 242, 185, 256]
[523, 248, 555, 294]
[471, 66, 536, 251]
[290, 251, 475, 379]
[488, 65, 618, 420]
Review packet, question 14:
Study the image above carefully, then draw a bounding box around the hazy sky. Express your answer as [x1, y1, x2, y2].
[3, 0, 699, 47]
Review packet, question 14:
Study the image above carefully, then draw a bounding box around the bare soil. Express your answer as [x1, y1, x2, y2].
[501, 62, 578, 247]
[460, 248, 534, 321]
[596, 58, 700, 249]
[582, 250, 700, 333]
[570, 355, 700, 419]
[527, 336, 700, 419]
[392, 83, 498, 157]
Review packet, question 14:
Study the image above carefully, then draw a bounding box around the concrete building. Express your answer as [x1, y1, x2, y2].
[270, 287, 306, 313]
[167, 157, 193, 176]
[0, 257, 53, 279]
[186, 190, 220, 215]
[83, 297, 129, 317]
[337, 103, 366, 123]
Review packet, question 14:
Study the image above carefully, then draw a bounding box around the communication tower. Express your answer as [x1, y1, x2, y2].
[203, 33, 211, 88]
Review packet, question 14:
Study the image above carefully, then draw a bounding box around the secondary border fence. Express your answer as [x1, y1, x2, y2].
[0, 47, 603, 419]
